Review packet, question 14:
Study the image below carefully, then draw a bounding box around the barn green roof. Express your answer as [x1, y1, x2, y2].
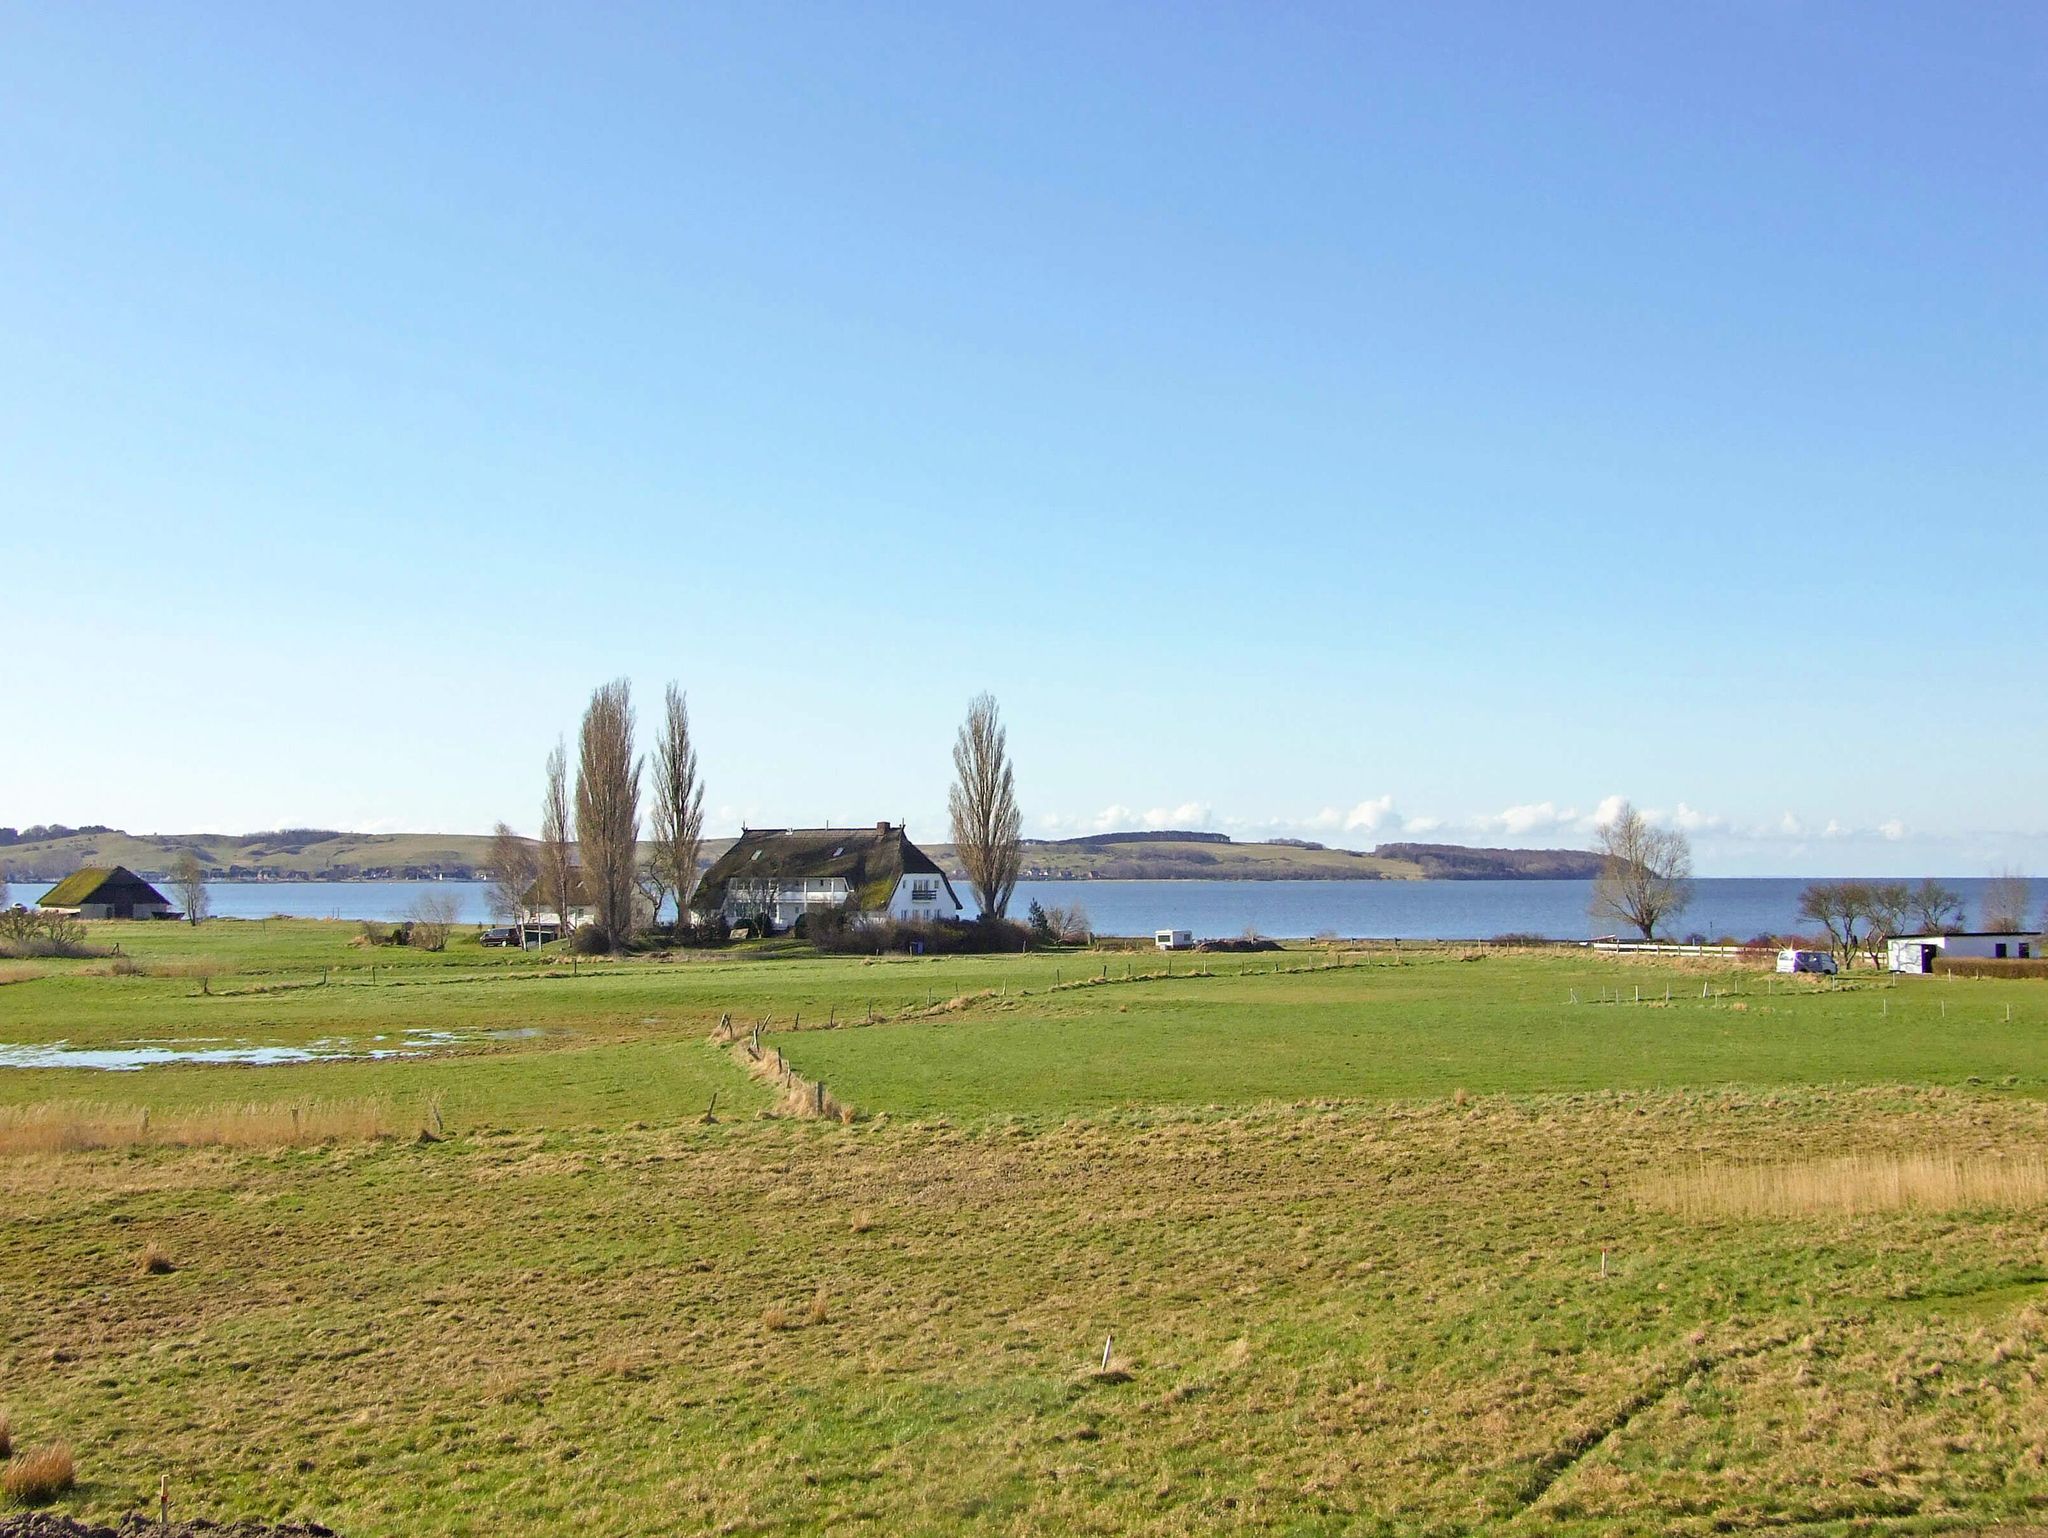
[37, 866, 171, 910]
[692, 825, 959, 914]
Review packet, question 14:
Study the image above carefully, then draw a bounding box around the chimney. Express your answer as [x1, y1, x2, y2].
[876, 820, 891, 834]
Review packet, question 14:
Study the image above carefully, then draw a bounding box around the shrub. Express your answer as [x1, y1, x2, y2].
[1933, 957, 2048, 980]
[407, 892, 459, 952]
[809, 914, 1030, 956]
[1487, 933, 1551, 948]
[3, 1442, 75, 1505]
[1025, 900, 1056, 946]
[0, 1410, 10, 1458]
[568, 924, 612, 955]
[0, 910, 107, 959]
[137, 1241, 176, 1276]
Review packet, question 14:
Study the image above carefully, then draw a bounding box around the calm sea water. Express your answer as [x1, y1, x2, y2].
[126, 876, 2029, 942]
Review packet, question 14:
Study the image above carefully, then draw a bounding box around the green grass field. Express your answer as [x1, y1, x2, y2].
[4, 921, 2048, 1534]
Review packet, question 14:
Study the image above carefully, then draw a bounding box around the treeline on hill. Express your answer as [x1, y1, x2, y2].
[1372, 843, 1608, 880]
[1035, 830, 1232, 849]
[0, 824, 116, 846]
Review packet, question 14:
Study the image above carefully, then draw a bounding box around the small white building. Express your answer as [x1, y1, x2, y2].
[519, 872, 595, 931]
[1887, 931, 2039, 974]
[694, 823, 963, 931]
[1155, 929, 1194, 951]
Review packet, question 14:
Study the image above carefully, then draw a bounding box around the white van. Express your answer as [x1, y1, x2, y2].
[1776, 948, 1837, 976]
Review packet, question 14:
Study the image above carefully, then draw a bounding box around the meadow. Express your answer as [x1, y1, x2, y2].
[3, 920, 2048, 1534]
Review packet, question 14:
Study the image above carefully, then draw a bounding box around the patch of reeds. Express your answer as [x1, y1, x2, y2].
[1642, 1151, 2048, 1218]
[3, 1442, 76, 1504]
[0, 1097, 414, 1155]
[137, 1241, 176, 1275]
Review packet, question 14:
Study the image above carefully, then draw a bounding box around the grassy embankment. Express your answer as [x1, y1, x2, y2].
[3, 921, 2048, 1533]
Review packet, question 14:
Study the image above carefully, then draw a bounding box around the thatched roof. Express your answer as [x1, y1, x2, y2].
[693, 824, 959, 914]
[38, 866, 171, 909]
[519, 869, 593, 908]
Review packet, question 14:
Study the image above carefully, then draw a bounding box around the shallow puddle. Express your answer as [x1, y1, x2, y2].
[0, 1025, 544, 1071]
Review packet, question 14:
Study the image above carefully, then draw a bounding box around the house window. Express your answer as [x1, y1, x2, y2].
[911, 880, 937, 903]
[2021, 943, 2033, 959]
[1995, 943, 2009, 959]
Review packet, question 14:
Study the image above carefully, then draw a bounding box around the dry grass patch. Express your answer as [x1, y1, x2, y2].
[0, 1097, 414, 1155]
[760, 1303, 794, 1332]
[1641, 1151, 2048, 1218]
[136, 1241, 176, 1276]
[3, 1442, 75, 1505]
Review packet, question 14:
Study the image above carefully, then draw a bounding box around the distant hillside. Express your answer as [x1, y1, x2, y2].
[1005, 835, 1418, 881]
[1369, 843, 1608, 880]
[0, 826, 1602, 886]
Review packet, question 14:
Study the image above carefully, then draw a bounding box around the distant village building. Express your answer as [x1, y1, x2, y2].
[37, 866, 176, 920]
[693, 823, 962, 930]
[1886, 931, 2039, 974]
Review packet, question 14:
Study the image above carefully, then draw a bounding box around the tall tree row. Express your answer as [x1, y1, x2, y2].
[949, 691, 1023, 919]
[540, 739, 575, 937]
[649, 683, 706, 929]
[575, 678, 642, 952]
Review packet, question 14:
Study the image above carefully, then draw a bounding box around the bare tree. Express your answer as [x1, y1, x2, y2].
[1045, 902, 1092, 945]
[636, 860, 670, 933]
[1982, 869, 2032, 933]
[1798, 880, 1869, 968]
[487, 822, 538, 927]
[948, 692, 1022, 919]
[575, 678, 642, 951]
[1862, 880, 1911, 969]
[540, 739, 575, 937]
[170, 850, 210, 926]
[649, 683, 706, 929]
[1908, 878, 1965, 935]
[407, 890, 459, 952]
[1588, 802, 1692, 940]
[0, 867, 8, 909]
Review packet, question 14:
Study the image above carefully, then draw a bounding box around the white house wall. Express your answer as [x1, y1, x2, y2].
[886, 874, 960, 923]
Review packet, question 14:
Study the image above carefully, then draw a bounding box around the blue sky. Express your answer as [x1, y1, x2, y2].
[3, 3, 2042, 876]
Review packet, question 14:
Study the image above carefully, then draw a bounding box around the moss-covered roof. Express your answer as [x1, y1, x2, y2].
[37, 866, 170, 909]
[692, 825, 959, 914]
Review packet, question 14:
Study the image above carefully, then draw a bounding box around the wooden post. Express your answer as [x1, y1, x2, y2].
[1101, 1331, 1114, 1370]
[815, 1081, 825, 1114]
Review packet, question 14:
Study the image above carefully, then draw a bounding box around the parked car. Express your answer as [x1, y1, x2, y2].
[1775, 947, 1838, 976]
[480, 926, 520, 948]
